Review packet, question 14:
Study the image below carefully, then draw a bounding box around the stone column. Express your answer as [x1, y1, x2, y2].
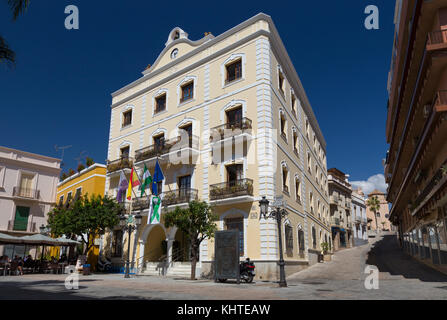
[166, 238, 174, 266]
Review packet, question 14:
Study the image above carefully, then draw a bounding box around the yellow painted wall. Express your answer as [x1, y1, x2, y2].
[52, 164, 106, 269]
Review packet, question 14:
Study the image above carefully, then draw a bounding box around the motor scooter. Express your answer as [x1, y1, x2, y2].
[217, 258, 255, 283]
[97, 256, 112, 272]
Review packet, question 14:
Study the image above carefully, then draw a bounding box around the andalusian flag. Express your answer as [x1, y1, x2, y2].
[148, 195, 161, 224]
[126, 167, 140, 200]
[140, 164, 152, 197]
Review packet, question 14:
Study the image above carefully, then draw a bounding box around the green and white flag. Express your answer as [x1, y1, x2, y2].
[140, 163, 152, 197]
[148, 195, 161, 224]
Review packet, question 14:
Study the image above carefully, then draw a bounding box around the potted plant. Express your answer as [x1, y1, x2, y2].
[77, 164, 85, 173]
[321, 242, 331, 261]
[86, 157, 94, 167]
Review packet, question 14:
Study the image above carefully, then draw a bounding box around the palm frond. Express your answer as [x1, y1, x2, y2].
[0, 35, 15, 66]
[7, 0, 30, 20]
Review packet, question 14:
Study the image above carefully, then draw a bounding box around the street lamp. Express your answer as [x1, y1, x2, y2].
[259, 196, 288, 287]
[119, 213, 142, 278]
[40, 224, 49, 235]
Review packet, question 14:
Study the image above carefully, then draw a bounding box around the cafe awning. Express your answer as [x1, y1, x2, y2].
[0, 233, 80, 246]
[0, 232, 24, 244]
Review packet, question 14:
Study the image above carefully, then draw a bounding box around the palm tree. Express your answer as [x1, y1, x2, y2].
[367, 195, 381, 233]
[1, 0, 31, 66]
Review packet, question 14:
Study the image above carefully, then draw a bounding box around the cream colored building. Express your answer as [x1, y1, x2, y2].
[102, 13, 329, 280]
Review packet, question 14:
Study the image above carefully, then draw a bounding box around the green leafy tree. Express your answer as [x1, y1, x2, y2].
[1, 0, 30, 66]
[47, 194, 122, 255]
[164, 200, 218, 280]
[366, 195, 381, 232]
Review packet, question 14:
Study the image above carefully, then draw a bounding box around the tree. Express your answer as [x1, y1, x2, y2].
[47, 194, 122, 255]
[164, 200, 218, 280]
[367, 196, 381, 232]
[1, 0, 30, 66]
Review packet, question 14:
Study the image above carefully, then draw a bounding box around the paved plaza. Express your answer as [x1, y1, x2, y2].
[1, 232, 447, 300]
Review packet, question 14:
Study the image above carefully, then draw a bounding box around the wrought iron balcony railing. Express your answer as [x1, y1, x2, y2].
[8, 220, 36, 232]
[161, 188, 199, 207]
[106, 157, 133, 173]
[210, 178, 253, 200]
[209, 118, 252, 142]
[132, 189, 199, 211]
[13, 187, 40, 200]
[135, 135, 199, 163]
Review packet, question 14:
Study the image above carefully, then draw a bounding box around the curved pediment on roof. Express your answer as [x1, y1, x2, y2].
[143, 27, 214, 76]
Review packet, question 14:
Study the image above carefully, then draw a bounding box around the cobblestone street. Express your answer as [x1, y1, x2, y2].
[1, 232, 446, 300]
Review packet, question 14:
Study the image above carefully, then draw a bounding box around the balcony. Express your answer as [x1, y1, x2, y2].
[107, 157, 133, 174]
[427, 29, 447, 51]
[209, 118, 252, 143]
[135, 135, 199, 165]
[7, 220, 37, 233]
[410, 159, 447, 218]
[329, 195, 339, 205]
[210, 178, 253, 202]
[131, 189, 199, 212]
[331, 217, 340, 226]
[12, 187, 40, 200]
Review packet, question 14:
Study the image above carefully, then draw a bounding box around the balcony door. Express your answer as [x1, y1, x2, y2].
[120, 146, 130, 158]
[179, 124, 192, 147]
[153, 134, 165, 152]
[226, 107, 242, 127]
[19, 173, 34, 197]
[14, 206, 30, 231]
[178, 175, 191, 197]
[226, 164, 243, 186]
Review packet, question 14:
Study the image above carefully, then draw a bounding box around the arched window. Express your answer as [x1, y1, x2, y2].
[312, 226, 317, 249]
[297, 227, 305, 257]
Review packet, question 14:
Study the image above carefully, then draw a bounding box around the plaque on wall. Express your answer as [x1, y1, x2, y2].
[214, 230, 240, 283]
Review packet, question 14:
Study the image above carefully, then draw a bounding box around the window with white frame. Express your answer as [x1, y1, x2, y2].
[282, 165, 289, 194]
[180, 81, 194, 103]
[122, 109, 132, 128]
[225, 59, 242, 84]
[278, 66, 285, 94]
[295, 177, 301, 203]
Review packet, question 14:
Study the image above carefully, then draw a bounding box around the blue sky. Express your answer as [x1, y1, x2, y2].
[0, 1, 395, 192]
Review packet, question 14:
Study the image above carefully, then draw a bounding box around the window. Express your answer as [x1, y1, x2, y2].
[59, 195, 64, 206]
[295, 178, 301, 203]
[291, 94, 297, 117]
[179, 124, 193, 147]
[74, 187, 82, 201]
[122, 109, 132, 128]
[293, 131, 298, 154]
[225, 217, 244, 256]
[309, 192, 314, 214]
[307, 153, 312, 173]
[280, 113, 287, 140]
[305, 119, 310, 140]
[278, 69, 285, 94]
[312, 227, 317, 249]
[112, 229, 123, 257]
[19, 173, 34, 197]
[66, 191, 72, 208]
[282, 167, 289, 194]
[180, 81, 194, 103]
[285, 225, 293, 252]
[315, 165, 319, 184]
[120, 146, 130, 158]
[298, 229, 305, 256]
[155, 94, 166, 113]
[225, 59, 242, 84]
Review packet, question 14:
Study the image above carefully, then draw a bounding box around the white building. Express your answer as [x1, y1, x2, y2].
[0, 146, 61, 257]
[351, 188, 368, 246]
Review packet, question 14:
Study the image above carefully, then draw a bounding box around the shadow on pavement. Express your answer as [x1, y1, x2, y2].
[366, 234, 447, 282]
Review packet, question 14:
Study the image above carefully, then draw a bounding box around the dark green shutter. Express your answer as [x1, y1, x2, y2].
[14, 206, 30, 231]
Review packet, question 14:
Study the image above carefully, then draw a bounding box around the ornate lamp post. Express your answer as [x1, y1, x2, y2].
[259, 196, 288, 287]
[119, 213, 142, 278]
[39, 224, 49, 235]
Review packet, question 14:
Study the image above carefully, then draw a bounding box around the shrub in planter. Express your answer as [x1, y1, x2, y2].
[86, 157, 94, 167]
[68, 169, 75, 176]
[77, 164, 85, 172]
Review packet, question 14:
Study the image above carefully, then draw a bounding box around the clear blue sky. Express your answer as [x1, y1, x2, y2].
[0, 0, 395, 188]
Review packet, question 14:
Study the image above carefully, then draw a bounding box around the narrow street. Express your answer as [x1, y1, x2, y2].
[1, 232, 446, 300]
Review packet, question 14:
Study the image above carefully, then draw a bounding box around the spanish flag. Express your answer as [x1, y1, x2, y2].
[126, 167, 141, 200]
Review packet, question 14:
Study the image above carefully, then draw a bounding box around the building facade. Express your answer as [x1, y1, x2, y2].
[103, 13, 330, 280]
[54, 163, 107, 268]
[366, 189, 392, 232]
[328, 168, 354, 251]
[0, 146, 61, 257]
[351, 188, 368, 245]
[386, 0, 447, 268]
